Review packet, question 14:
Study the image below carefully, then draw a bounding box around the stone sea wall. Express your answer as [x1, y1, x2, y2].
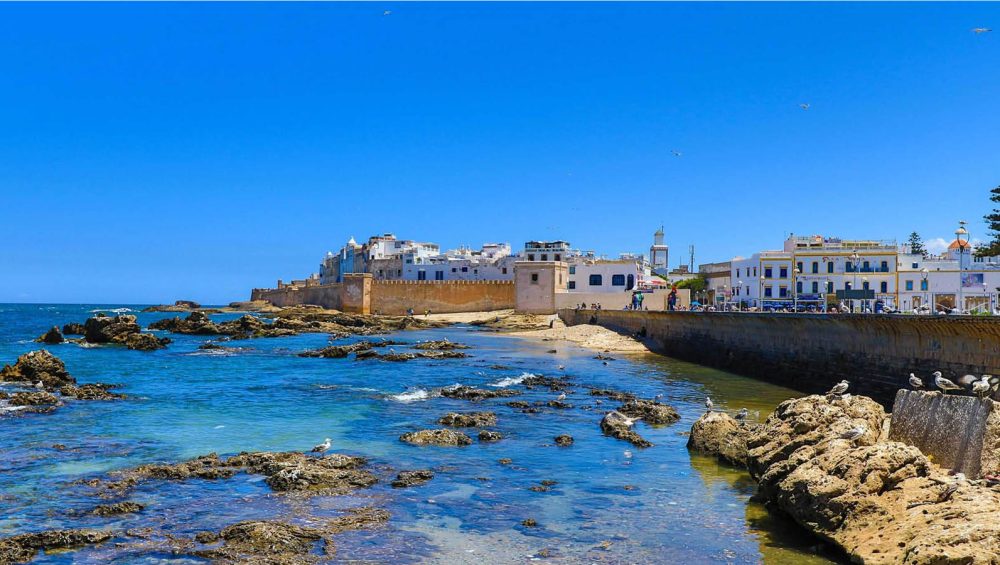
[559, 310, 1000, 406]
[251, 277, 513, 315]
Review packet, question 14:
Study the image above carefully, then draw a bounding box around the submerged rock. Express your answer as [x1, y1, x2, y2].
[123, 333, 170, 351]
[618, 399, 679, 425]
[59, 384, 126, 401]
[438, 411, 497, 427]
[36, 327, 64, 345]
[9, 391, 60, 408]
[0, 529, 114, 564]
[441, 386, 520, 401]
[412, 339, 470, 350]
[478, 430, 503, 442]
[399, 429, 473, 446]
[89, 501, 144, 516]
[391, 470, 434, 488]
[588, 388, 636, 402]
[600, 411, 652, 448]
[554, 434, 574, 447]
[522, 374, 572, 391]
[205, 521, 323, 560]
[0, 350, 75, 389]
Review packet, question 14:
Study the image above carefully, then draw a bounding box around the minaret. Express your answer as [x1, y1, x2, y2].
[650, 226, 669, 270]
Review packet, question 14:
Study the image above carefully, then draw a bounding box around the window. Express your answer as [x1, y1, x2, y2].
[435, 271, 444, 281]
[862, 281, 870, 290]
[796, 262, 803, 273]
[765, 267, 773, 278]
[827, 262, 834, 274]
[920, 280, 928, 291]
[461, 266, 468, 272]
[845, 282, 853, 291]
[736, 268, 740, 277]
[452, 268, 457, 273]
[473, 269, 478, 274]
[779, 286, 788, 298]
[845, 261, 853, 272]
[528, 254, 535, 261]
[764, 286, 773, 297]
[796, 281, 803, 293]
[911, 262, 919, 269]
[568, 281, 576, 290]
[569, 265, 576, 274]
[880, 261, 888, 272]
[880, 281, 888, 293]
[589, 274, 603, 286]
[811, 282, 819, 293]
[554, 254, 561, 262]
[753, 267, 757, 277]
[863, 261, 871, 271]
[612, 274, 626, 286]
[779, 267, 788, 278]
[541, 254, 548, 261]
[501, 268, 507, 275]
[417, 270, 426, 281]
[905, 280, 913, 291]
[812, 262, 819, 274]
[530, 273, 539, 284]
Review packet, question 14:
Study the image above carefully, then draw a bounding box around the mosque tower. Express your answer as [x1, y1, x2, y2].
[650, 226, 669, 271]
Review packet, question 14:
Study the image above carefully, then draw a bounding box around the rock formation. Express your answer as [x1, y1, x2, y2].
[0, 350, 74, 389]
[35, 326, 64, 345]
[687, 411, 757, 467]
[437, 412, 497, 427]
[0, 529, 113, 564]
[440, 386, 519, 401]
[399, 429, 473, 446]
[618, 399, 680, 425]
[391, 470, 434, 488]
[600, 411, 652, 448]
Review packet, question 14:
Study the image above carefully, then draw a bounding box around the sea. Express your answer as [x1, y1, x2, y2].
[0, 304, 841, 564]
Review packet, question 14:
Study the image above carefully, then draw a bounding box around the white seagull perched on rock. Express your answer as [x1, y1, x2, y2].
[705, 397, 714, 412]
[735, 407, 748, 421]
[34, 381, 45, 390]
[310, 438, 332, 454]
[934, 371, 963, 394]
[826, 380, 849, 396]
[556, 392, 567, 401]
[908, 373, 924, 389]
[972, 376, 992, 398]
[840, 425, 866, 441]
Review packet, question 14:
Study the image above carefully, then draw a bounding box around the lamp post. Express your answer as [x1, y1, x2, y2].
[956, 221, 969, 314]
[737, 280, 743, 311]
[861, 277, 869, 312]
[792, 268, 800, 312]
[921, 268, 929, 314]
[850, 249, 860, 313]
[759, 275, 766, 311]
[822, 279, 829, 313]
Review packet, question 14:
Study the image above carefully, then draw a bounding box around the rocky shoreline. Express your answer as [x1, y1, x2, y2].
[688, 392, 1000, 562]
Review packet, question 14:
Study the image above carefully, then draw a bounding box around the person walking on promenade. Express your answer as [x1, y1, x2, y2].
[637, 292, 644, 310]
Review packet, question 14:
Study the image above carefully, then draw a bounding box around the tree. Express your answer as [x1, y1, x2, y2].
[907, 232, 926, 256]
[674, 275, 707, 293]
[978, 185, 1000, 257]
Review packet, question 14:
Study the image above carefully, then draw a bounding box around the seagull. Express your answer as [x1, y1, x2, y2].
[557, 365, 565, 370]
[383, 10, 392, 16]
[839, 425, 866, 441]
[611, 410, 640, 427]
[705, 397, 714, 412]
[310, 438, 332, 454]
[972, 27, 992, 34]
[826, 380, 849, 396]
[556, 392, 567, 401]
[972, 376, 992, 398]
[800, 103, 810, 110]
[623, 450, 633, 459]
[908, 373, 924, 389]
[934, 371, 963, 394]
[735, 407, 748, 421]
[34, 381, 45, 390]
[671, 150, 682, 157]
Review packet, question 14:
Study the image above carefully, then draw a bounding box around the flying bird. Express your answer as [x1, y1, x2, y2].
[827, 380, 849, 396]
[908, 373, 924, 389]
[934, 371, 963, 394]
[972, 27, 992, 34]
[705, 397, 714, 412]
[799, 103, 811, 110]
[671, 150, 682, 157]
[383, 10, 392, 16]
[311, 438, 332, 454]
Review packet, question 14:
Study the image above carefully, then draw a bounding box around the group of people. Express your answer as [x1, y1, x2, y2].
[575, 303, 603, 310]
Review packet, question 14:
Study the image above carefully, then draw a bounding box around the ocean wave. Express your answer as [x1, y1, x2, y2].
[73, 342, 102, 349]
[0, 402, 26, 414]
[184, 349, 235, 357]
[389, 388, 430, 403]
[489, 372, 535, 387]
[89, 307, 135, 314]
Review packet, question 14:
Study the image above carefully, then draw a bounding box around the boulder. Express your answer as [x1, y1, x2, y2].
[588, 388, 636, 402]
[619, 399, 679, 425]
[412, 340, 470, 350]
[441, 386, 520, 401]
[207, 521, 323, 560]
[61, 322, 86, 335]
[36, 327, 64, 345]
[89, 501, 144, 516]
[600, 411, 652, 448]
[438, 411, 497, 427]
[687, 411, 757, 467]
[59, 384, 126, 401]
[554, 434, 574, 447]
[0, 529, 113, 564]
[84, 315, 141, 344]
[478, 430, 503, 442]
[391, 470, 434, 488]
[400, 429, 473, 446]
[0, 350, 75, 389]
[124, 333, 170, 351]
[9, 391, 60, 407]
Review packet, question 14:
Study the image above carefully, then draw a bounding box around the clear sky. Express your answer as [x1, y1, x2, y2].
[1, 2, 998, 304]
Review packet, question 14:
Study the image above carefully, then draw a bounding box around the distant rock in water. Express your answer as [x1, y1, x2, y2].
[554, 434, 574, 447]
[438, 411, 497, 427]
[142, 300, 202, 312]
[0, 529, 114, 564]
[0, 350, 75, 389]
[478, 430, 503, 442]
[89, 501, 144, 516]
[36, 326, 64, 345]
[600, 411, 652, 448]
[60, 314, 170, 350]
[124, 333, 171, 351]
[412, 339, 470, 351]
[619, 399, 680, 425]
[61, 322, 86, 335]
[399, 429, 473, 446]
[441, 386, 520, 401]
[59, 383, 126, 401]
[391, 470, 434, 488]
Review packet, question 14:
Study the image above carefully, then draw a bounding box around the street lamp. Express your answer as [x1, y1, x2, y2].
[737, 280, 743, 311]
[759, 275, 766, 311]
[861, 277, 869, 312]
[850, 249, 860, 313]
[921, 268, 929, 314]
[793, 268, 801, 312]
[956, 221, 969, 314]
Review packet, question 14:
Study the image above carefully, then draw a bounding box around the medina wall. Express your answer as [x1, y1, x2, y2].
[559, 309, 1000, 407]
[369, 280, 514, 315]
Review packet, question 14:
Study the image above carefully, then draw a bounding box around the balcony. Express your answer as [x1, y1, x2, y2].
[844, 266, 892, 273]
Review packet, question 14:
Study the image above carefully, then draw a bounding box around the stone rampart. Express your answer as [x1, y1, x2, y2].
[559, 309, 1000, 406]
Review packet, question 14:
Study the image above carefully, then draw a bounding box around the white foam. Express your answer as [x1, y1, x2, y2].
[389, 389, 430, 403]
[489, 372, 535, 387]
[89, 307, 135, 314]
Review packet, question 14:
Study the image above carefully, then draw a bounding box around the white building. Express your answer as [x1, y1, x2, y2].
[650, 226, 669, 272]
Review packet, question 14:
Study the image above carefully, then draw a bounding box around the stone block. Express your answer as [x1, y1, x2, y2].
[888, 389, 1000, 478]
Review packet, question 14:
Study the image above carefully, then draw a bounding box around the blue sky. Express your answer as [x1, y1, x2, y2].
[1, 2, 998, 304]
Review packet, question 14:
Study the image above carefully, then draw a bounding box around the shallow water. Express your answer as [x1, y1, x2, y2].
[0, 304, 841, 563]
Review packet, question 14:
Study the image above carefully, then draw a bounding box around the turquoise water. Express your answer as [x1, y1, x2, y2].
[0, 304, 839, 563]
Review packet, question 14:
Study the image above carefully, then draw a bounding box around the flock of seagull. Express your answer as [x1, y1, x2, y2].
[910, 371, 998, 398]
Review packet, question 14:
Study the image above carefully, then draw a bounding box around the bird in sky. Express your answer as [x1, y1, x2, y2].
[972, 27, 992, 34]
[311, 438, 332, 454]
[934, 371, 963, 394]
[671, 150, 682, 157]
[800, 103, 811, 110]
[383, 10, 392, 16]
[827, 380, 850, 396]
[908, 373, 924, 389]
